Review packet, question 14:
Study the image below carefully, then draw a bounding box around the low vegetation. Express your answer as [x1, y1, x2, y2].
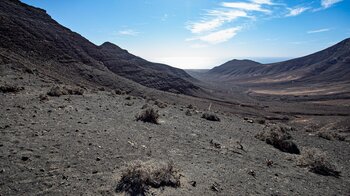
[297, 148, 341, 177]
[317, 130, 345, 141]
[116, 160, 180, 195]
[136, 108, 160, 124]
[47, 85, 84, 97]
[201, 113, 220, 121]
[256, 126, 300, 154]
[154, 100, 167, 108]
[0, 84, 24, 93]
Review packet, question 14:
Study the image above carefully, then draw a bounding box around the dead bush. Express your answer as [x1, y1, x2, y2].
[66, 87, 84, 95]
[256, 126, 300, 154]
[47, 86, 68, 97]
[141, 104, 150, 109]
[0, 84, 24, 93]
[115, 89, 125, 95]
[116, 160, 180, 195]
[185, 110, 192, 116]
[297, 148, 341, 177]
[39, 94, 49, 101]
[317, 131, 345, 141]
[47, 86, 84, 97]
[201, 113, 220, 122]
[136, 108, 159, 124]
[154, 100, 167, 108]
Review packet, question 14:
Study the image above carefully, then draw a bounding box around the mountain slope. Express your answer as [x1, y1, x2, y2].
[0, 0, 198, 94]
[96, 42, 198, 93]
[208, 59, 263, 77]
[207, 38, 350, 84]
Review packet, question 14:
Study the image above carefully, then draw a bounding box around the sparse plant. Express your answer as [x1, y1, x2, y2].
[317, 130, 345, 141]
[47, 86, 84, 97]
[256, 126, 300, 154]
[141, 103, 150, 109]
[297, 148, 341, 177]
[116, 160, 180, 195]
[47, 86, 68, 97]
[39, 94, 49, 101]
[154, 100, 167, 108]
[115, 89, 125, 95]
[185, 109, 192, 116]
[187, 104, 194, 109]
[136, 108, 160, 124]
[201, 113, 220, 122]
[0, 84, 24, 93]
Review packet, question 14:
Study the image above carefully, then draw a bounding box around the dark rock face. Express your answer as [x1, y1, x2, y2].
[0, 0, 199, 95]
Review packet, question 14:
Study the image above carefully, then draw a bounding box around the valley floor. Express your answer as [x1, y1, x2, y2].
[1, 72, 350, 195]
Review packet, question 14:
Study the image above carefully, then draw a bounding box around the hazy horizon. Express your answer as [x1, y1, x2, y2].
[21, 0, 350, 69]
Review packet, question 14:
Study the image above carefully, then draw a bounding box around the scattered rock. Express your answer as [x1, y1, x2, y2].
[210, 139, 221, 149]
[248, 170, 256, 178]
[21, 156, 29, 161]
[39, 94, 49, 101]
[211, 182, 221, 192]
[190, 181, 197, 187]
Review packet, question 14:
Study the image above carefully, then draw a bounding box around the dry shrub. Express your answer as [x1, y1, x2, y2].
[185, 110, 192, 116]
[317, 131, 345, 141]
[297, 148, 341, 177]
[141, 104, 150, 109]
[154, 100, 167, 108]
[47, 86, 84, 97]
[136, 108, 159, 124]
[39, 94, 49, 101]
[201, 113, 220, 122]
[0, 84, 24, 93]
[116, 160, 180, 195]
[115, 89, 125, 95]
[256, 126, 300, 154]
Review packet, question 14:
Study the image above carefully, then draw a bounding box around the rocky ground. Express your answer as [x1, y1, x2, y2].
[1, 69, 350, 196]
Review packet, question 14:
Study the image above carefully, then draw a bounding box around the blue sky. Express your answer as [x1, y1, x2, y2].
[21, 0, 350, 69]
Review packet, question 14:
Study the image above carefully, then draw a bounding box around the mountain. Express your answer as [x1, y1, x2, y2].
[207, 38, 350, 84]
[96, 42, 198, 93]
[0, 0, 199, 94]
[208, 59, 263, 77]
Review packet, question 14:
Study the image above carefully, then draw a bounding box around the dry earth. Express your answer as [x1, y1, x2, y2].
[1, 66, 350, 196]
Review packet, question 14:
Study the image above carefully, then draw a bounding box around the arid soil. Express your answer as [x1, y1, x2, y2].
[1, 64, 350, 196]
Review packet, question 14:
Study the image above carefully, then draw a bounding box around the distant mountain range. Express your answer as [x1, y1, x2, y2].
[0, 0, 199, 95]
[1, 0, 349, 98]
[207, 38, 350, 85]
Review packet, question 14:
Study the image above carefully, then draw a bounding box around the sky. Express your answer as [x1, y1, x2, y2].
[21, 0, 350, 69]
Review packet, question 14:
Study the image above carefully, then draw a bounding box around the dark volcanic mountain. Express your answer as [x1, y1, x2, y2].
[207, 38, 350, 84]
[0, 0, 198, 94]
[208, 59, 263, 77]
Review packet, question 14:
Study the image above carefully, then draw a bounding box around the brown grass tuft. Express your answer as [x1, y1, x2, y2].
[116, 160, 180, 195]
